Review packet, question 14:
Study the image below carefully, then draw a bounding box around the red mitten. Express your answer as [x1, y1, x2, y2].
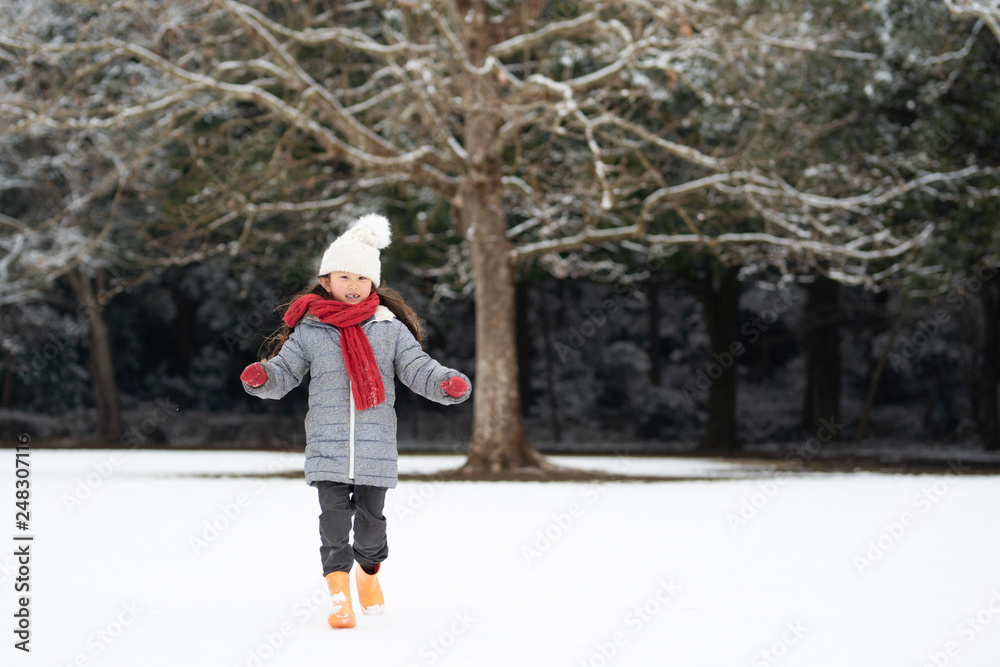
[441, 376, 468, 398]
[241, 362, 267, 387]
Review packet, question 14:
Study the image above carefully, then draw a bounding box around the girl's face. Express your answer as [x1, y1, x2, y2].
[319, 272, 373, 304]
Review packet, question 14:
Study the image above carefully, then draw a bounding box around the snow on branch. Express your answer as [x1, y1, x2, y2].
[222, 0, 404, 160]
[3, 0, 990, 299]
[43, 38, 442, 179]
[592, 116, 725, 172]
[515, 223, 938, 288]
[515, 162, 986, 272]
[748, 32, 879, 61]
[743, 166, 985, 211]
[223, 0, 437, 55]
[238, 177, 399, 218]
[488, 11, 599, 57]
[944, 0, 1000, 43]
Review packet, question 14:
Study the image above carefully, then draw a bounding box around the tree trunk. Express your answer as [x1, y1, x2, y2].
[538, 281, 562, 443]
[457, 175, 542, 471]
[856, 323, 898, 441]
[648, 277, 662, 386]
[697, 265, 741, 452]
[802, 275, 842, 437]
[554, 278, 567, 329]
[978, 278, 1000, 451]
[66, 267, 122, 443]
[516, 281, 532, 416]
[1, 349, 13, 409]
[455, 18, 544, 471]
[863, 289, 892, 404]
[168, 280, 195, 375]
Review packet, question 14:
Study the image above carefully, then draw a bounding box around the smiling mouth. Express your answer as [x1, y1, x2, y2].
[346, 293, 361, 299]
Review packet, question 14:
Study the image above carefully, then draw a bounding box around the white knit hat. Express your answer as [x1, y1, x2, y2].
[317, 213, 392, 285]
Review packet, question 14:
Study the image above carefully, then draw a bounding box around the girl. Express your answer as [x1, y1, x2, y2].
[240, 213, 471, 629]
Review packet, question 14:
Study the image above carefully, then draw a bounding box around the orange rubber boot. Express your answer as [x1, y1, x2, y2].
[325, 572, 356, 628]
[355, 564, 384, 615]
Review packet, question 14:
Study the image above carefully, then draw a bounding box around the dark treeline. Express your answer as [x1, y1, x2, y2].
[3, 253, 998, 453]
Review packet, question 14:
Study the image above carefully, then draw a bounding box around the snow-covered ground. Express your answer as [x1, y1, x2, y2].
[3, 449, 999, 667]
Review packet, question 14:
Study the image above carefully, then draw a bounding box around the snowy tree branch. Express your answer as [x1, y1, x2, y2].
[488, 12, 599, 57]
[943, 0, 1000, 43]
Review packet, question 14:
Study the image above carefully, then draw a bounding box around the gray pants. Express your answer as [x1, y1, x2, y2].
[317, 482, 388, 575]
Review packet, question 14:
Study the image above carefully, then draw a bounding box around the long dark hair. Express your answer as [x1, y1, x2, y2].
[260, 283, 425, 361]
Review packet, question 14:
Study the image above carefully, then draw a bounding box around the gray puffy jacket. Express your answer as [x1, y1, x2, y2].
[243, 305, 471, 488]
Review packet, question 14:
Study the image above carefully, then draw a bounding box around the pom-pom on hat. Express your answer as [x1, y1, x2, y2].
[317, 213, 392, 286]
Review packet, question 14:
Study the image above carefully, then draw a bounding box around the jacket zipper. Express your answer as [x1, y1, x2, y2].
[350, 319, 374, 481]
[348, 317, 380, 482]
[348, 381, 356, 480]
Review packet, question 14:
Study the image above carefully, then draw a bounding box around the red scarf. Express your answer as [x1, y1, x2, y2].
[283, 292, 385, 410]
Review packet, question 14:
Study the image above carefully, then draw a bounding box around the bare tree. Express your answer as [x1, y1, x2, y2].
[2, 0, 992, 462]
